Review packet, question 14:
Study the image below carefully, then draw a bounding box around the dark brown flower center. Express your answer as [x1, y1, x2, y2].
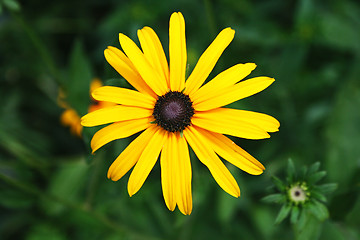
[152, 91, 194, 132]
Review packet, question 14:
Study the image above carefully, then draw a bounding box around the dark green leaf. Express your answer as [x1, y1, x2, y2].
[275, 204, 291, 224]
[300, 165, 308, 180]
[271, 176, 286, 192]
[315, 183, 338, 194]
[287, 158, 296, 183]
[311, 190, 327, 202]
[3, 0, 21, 11]
[262, 193, 286, 204]
[308, 162, 320, 175]
[297, 208, 308, 230]
[295, 214, 322, 240]
[290, 205, 300, 224]
[67, 40, 92, 116]
[308, 171, 327, 184]
[308, 200, 329, 221]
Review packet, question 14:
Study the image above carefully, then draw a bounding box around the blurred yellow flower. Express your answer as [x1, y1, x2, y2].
[81, 12, 279, 215]
[59, 78, 113, 137]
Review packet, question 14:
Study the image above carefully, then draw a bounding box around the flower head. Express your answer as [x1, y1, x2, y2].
[81, 12, 279, 215]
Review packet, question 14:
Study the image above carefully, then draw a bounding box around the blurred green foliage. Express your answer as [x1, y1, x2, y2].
[1, 0, 360, 239]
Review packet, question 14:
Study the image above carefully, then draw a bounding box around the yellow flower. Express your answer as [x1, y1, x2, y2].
[60, 78, 114, 137]
[81, 12, 279, 215]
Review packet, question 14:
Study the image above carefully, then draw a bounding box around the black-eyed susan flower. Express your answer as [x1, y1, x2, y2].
[81, 12, 279, 215]
[59, 78, 114, 137]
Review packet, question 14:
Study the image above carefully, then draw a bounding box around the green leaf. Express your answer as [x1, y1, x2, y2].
[271, 176, 286, 192]
[27, 223, 66, 240]
[297, 208, 307, 230]
[66, 40, 92, 116]
[319, 11, 360, 51]
[287, 158, 296, 183]
[325, 74, 360, 186]
[290, 205, 300, 224]
[295, 214, 322, 240]
[311, 190, 327, 202]
[41, 158, 88, 216]
[300, 165, 308, 180]
[308, 171, 327, 184]
[308, 162, 320, 175]
[3, 0, 21, 11]
[315, 183, 338, 194]
[308, 200, 329, 221]
[262, 193, 286, 204]
[275, 204, 291, 224]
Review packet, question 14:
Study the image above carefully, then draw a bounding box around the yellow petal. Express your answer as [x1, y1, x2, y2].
[138, 27, 170, 88]
[169, 12, 186, 91]
[184, 28, 235, 95]
[160, 132, 176, 211]
[90, 78, 103, 93]
[194, 77, 275, 111]
[184, 126, 240, 197]
[81, 105, 152, 127]
[90, 118, 151, 153]
[104, 47, 156, 97]
[192, 111, 270, 140]
[197, 129, 264, 175]
[92, 86, 156, 109]
[108, 126, 155, 181]
[191, 63, 256, 103]
[119, 33, 168, 96]
[160, 132, 193, 215]
[127, 127, 166, 196]
[196, 108, 279, 133]
[174, 132, 193, 215]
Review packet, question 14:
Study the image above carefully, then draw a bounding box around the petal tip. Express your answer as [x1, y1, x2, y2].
[246, 62, 257, 70]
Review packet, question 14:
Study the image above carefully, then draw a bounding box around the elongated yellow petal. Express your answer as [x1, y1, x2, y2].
[169, 12, 186, 91]
[119, 33, 168, 96]
[160, 132, 176, 211]
[174, 132, 192, 215]
[128, 127, 166, 196]
[104, 47, 156, 97]
[138, 27, 170, 88]
[191, 63, 256, 103]
[92, 86, 155, 109]
[208, 131, 265, 170]
[195, 108, 279, 133]
[160, 132, 192, 215]
[192, 111, 270, 140]
[184, 28, 235, 95]
[90, 118, 151, 153]
[81, 105, 152, 127]
[198, 129, 264, 175]
[184, 126, 240, 197]
[108, 126, 155, 181]
[194, 77, 275, 111]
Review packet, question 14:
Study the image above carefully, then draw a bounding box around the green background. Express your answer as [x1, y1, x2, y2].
[0, 0, 359, 239]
